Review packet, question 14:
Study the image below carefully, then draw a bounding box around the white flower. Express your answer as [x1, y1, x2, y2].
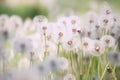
[12, 37, 33, 54]
[57, 16, 69, 27]
[86, 11, 98, 27]
[98, 15, 114, 31]
[81, 37, 93, 53]
[90, 40, 105, 56]
[100, 2, 112, 15]
[57, 57, 69, 72]
[111, 27, 120, 40]
[85, 28, 101, 39]
[108, 52, 120, 66]
[23, 18, 36, 33]
[8, 15, 23, 31]
[33, 61, 50, 75]
[100, 35, 116, 48]
[52, 22, 67, 43]
[37, 22, 53, 36]
[45, 55, 59, 72]
[62, 37, 80, 51]
[64, 74, 76, 80]
[33, 15, 48, 26]
[0, 28, 15, 42]
[68, 15, 81, 28]
[67, 16, 83, 38]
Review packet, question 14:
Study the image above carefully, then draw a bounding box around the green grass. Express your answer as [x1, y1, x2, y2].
[0, 5, 48, 20]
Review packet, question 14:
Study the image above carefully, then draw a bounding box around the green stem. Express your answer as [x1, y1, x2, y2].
[112, 65, 116, 79]
[70, 51, 74, 74]
[86, 56, 93, 79]
[100, 63, 109, 80]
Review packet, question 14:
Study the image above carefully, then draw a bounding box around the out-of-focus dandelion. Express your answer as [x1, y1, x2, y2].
[100, 35, 115, 48]
[33, 15, 48, 28]
[63, 74, 76, 80]
[45, 56, 59, 72]
[108, 52, 120, 66]
[12, 38, 33, 54]
[57, 57, 68, 72]
[100, 2, 112, 15]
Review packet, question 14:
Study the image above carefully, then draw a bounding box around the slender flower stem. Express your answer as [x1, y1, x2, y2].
[57, 42, 60, 56]
[70, 51, 74, 74]
[44, 33, 47, 59]
[112, 65, 116, 79]
[86, 56, 93, 79]
[100, 63, 109, 80]
[98, 62, 100, 79]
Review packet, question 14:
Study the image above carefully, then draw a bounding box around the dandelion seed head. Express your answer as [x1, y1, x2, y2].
[57, 57, 68, 72]
[90, 40, 105, 56]
[100, 35, 115, 48]
[64, 74, 76, 80]
[12, 38, 33, 54]
[108, 52, 120, 66]
[33, 15, 48, 25]
[100, 2, 112, 15]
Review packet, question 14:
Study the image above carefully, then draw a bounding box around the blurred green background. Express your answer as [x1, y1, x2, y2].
[0, 0, 120, 20]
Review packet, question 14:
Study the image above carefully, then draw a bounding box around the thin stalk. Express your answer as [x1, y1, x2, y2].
[57, 42, 60, 56]
[86, 56, 93, 79]
[44, 33, 47, 59]
[112, 65, 116, 79]
[70, 51, 74, 74]
[100, 63, 109, 80]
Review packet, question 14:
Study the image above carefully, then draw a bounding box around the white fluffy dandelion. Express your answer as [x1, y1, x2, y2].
[100, 35, 116, 48]
[57, 57, 69, 72]
[63, 74, 76, 80]
[12, 38, 33, 54]
[90, 40, 105, 56]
